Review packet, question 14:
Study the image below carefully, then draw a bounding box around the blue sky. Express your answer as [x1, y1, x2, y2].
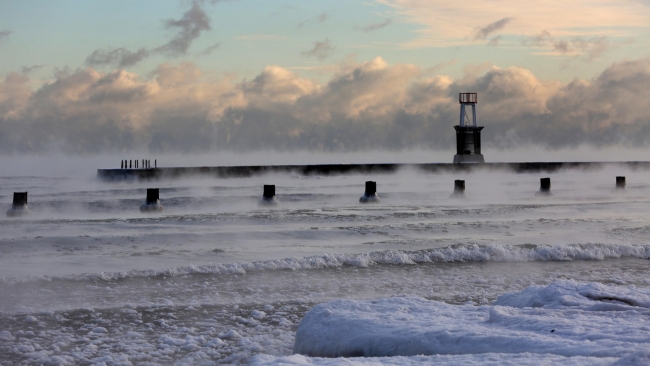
[2, 0, 648, 85]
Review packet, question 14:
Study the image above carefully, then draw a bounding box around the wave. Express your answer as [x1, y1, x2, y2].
[2, 243, 649, 285]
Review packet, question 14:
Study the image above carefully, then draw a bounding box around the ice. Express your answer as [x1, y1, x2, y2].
[252, 353, 618, 366]
[494, 280, 650, 309]
[293, 281, 650, 362]
[252, 310, 267, 320]
[4, 156, 650, 364]
[218, 330, 243, 339]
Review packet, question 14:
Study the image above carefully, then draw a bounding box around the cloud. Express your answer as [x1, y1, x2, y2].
[2, 57, 650, 154]
[360, 19, 393, 32]
[85, 1, 212, 68]
[235, 34, 285, 41]
[301, 39, 334, 61]
[487, 36, 502, 47]
[200, 42, 220, 56]
[0, 73, 31, 120]
[243, 65, 317, 107]
[298, 13, 330, 28]
[21, 65, 46, 74]
[524, 31, 616, 60]
[86, 48, 151, 68]
[296, 57, 420, 120]
[0, 30, 11, 41]
[472, 17, 512, 40]
[153, 1, 212, 56]
[424, 59, 457, 74]
[379, 0, 650, 48]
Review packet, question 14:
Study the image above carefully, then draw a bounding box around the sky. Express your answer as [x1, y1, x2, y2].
[0, 0, 649, 155]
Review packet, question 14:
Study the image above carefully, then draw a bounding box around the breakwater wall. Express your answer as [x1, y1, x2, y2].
[97, 161, 650, 181]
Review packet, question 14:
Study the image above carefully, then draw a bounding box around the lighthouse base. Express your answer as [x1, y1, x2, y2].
[453, 154, 485, 164]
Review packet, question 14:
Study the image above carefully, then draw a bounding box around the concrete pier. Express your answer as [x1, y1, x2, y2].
[97, 161, 650, 181]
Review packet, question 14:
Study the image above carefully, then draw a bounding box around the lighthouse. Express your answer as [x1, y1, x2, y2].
[453, 93, 485, 164]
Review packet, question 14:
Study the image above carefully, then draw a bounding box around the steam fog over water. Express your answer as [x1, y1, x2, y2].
[1, 152, 650, 364]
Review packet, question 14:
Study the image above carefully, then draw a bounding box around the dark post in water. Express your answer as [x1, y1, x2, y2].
[13, 192, 27, 207]
[146, 188, 159, 204]
[536, 177, 552, 196]
[616, 176, 626, 189]
[259, 185, 278, 206]
[263, 185, 276, 200]
[140, 188, 163, 212]
[6, 191, 30, 217]
[450, 180, 465, 198]
[360, 181, 380, 203]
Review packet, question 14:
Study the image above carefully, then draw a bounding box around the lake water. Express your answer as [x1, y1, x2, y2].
[1, 155, 649, 364]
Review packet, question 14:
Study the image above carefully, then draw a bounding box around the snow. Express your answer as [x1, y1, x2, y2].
[293, 280, 650, 362]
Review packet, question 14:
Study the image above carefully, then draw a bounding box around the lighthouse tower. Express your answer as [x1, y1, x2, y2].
[453, 93, 485, 164]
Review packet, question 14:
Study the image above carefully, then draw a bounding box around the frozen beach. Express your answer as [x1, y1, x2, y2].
[1, 155, 650, 365]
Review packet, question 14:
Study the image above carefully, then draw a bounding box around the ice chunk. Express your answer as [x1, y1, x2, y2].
[493, 280, 650, 309]
[217, 329, 242, 339]
[0, 331, 13, 341]
[251, 310, 266, 320]
[25, 315, 38, 323]
[294, 281, 650, 359]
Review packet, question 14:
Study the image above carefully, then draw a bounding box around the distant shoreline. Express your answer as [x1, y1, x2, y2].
[97, 161, 650, 181]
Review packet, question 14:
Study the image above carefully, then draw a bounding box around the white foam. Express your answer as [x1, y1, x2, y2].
[3, 243, 648, 285]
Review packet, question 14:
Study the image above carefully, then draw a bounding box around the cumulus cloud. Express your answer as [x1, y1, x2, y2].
[301, 39, 335, 61]
[472, 18, 512, 40]
[0, 73, 31, 120]
[243, 65, 317, 107]
[1, 57, 650, 154]
[360, 19, 393, 32]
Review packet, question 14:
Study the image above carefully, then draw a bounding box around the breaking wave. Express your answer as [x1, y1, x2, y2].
[3, 243, 649, 285]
